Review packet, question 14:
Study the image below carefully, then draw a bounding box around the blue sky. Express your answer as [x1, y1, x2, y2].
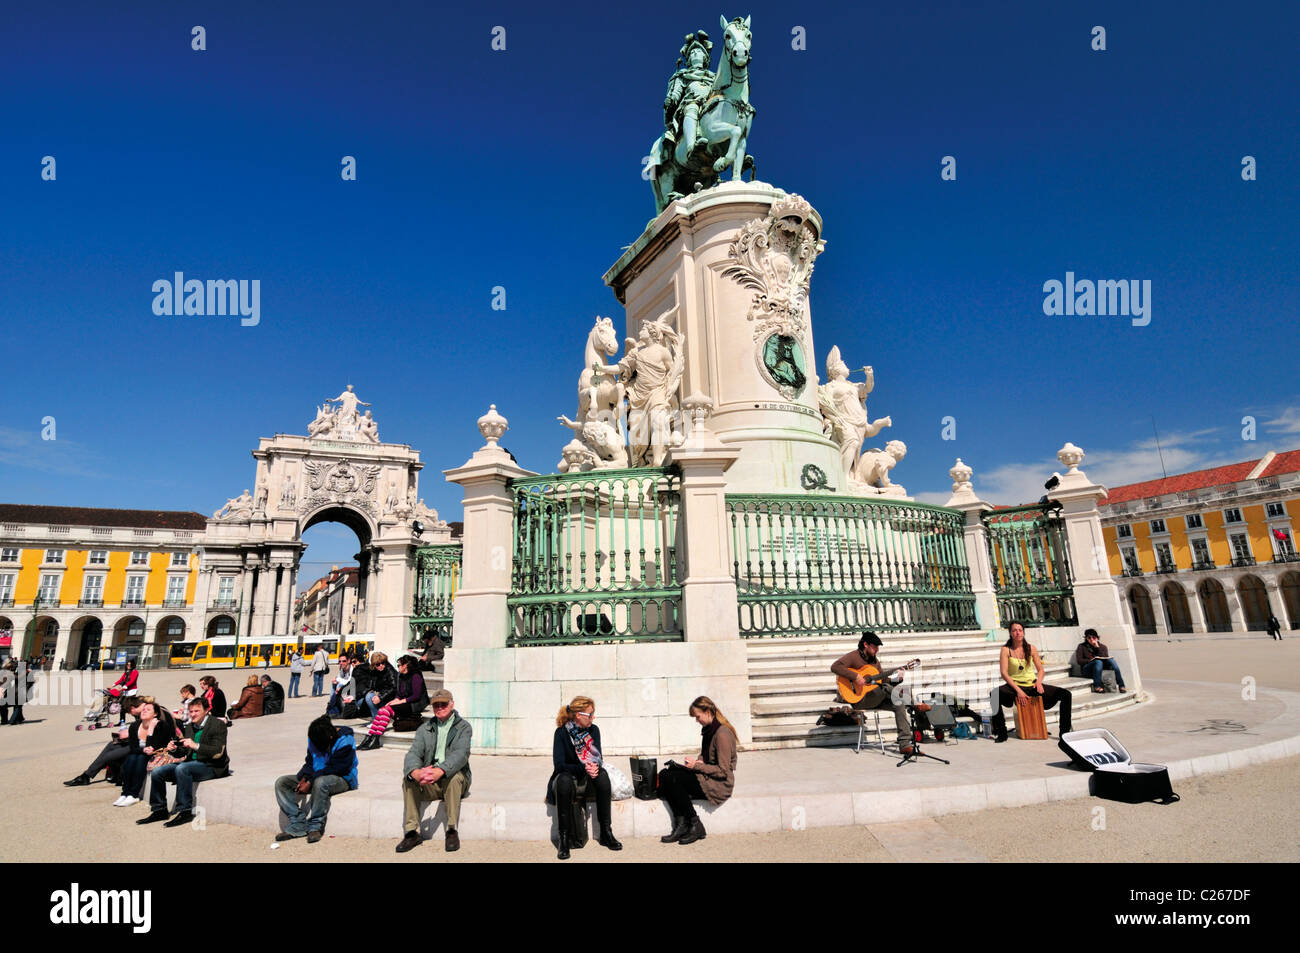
[2, 0, 1297, 575]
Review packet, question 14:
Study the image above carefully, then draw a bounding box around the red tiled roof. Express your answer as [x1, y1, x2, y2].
[1260, 450, 1300, 479]
[0, 503, 207, 531]
[1102, 459, 1261, 505]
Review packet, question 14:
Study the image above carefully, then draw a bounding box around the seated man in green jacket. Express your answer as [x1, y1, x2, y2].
[396, 689, 471, 854]
[138, 695, 230, 828]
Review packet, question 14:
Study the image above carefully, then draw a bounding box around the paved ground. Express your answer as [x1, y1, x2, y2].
[2, 635, 1297, 862]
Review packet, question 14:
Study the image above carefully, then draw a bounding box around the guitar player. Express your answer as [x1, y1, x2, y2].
[830, 632, 916, 755]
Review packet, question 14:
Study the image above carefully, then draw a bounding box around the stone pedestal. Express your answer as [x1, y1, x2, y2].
[604, 181, 845, 493]
[1047, 455, 1144, 694]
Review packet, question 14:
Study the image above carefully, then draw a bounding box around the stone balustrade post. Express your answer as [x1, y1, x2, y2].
[666, 394, 742, 642]
[943, 459, 1000, 634]
[1047, 443, 1143, 693]
[443, 406, 535, 651]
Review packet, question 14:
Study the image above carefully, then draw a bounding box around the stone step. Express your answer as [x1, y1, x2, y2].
[743, 631, 991, 656]
[748, 656, 1001, 690]
[747, 644, 999, 673]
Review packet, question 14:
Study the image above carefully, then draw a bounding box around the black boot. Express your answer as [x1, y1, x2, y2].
[598, 826, 623, 851]
[660, 815, 689, 844]
[557, 832, 571, 860]
[369, 734, 384, 749]
[677, 816, 706, 845]
[64, 774, 92, 787]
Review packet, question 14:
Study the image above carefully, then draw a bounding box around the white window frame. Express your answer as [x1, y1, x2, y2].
[216, 576, 236, 602]
[1229, 533, 1251, 560]
[0, 572, 15, 600]
[44, 549, 65, 565]
[1266, 501, 1286, 519]
[88, 550, 108, 565]
[82, 574, 105, 601]
[1149, 518, 1168, 535]
[171, 552, 190, 568]
[130, 551, 149, 566]
[1116, 524, 1133, 539]
[1271, 524, 1295, 557]
[165, 575, 187, 602]
[1185, 513, 1204, 530]
[1191, 536, 1212, 564]
[1154, 542, 1175, 570]
[125, 574, 147, 603]
[1223, 507, 1244, 524]
[0, 547, 18, 563]
[1121, 546, 1140, 572]
[38, 573, 61, 600]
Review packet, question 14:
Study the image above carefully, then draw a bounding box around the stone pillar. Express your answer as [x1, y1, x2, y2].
[666, 395, 742, 642]
[372, 534, 417, 659]
[1224, 584, 1246, 632]
[1263, 578, 1283, 622]
[1186, 582, 1208, 633]
[944, 459, 1000, 633]
[1046, 443, 1144, 694]
[250, 559, 276, 636]
[1151, 585, 1170, 638]
[444, 406, 535, 650]
[275, 565, 295, 636]
[238, 562, 256, 640]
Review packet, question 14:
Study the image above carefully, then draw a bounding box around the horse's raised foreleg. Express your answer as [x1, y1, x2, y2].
[713, 123, 742, 173]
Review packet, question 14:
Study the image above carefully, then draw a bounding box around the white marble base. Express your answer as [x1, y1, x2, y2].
[443, 640, 753, 754]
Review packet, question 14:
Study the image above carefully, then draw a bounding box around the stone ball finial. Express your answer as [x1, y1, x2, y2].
[681, 391, 715, 435]
[949, 458, 973, 493]
[1057, 442, 1085, 473]
[478, 404, 508, 448]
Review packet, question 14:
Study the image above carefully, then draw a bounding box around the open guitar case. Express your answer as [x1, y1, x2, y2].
[1058, 728, 1180, 805]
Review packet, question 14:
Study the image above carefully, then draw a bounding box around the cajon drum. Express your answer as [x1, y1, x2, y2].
[1014, 695, 1048, 740]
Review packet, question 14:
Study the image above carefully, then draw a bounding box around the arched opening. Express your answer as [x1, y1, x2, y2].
[1198, 579, 1232, 632]
[207, 614, 236, 638]
[156, 616, 186, 643]
[1161, 582, 1192, 633]
[0, 616, 13, 658]
[113, 616, 146, 646]
[1127, 586, 1156, 634]
[1236, 575, 1271, 631]
[1282, 572, 1300, 630]
[28, 616, 59, 661]
[298, 505, 372, 637]
[71, 616, 104, 669]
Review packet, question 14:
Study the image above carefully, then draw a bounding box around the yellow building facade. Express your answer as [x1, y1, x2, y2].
[0, 505, 206, 667]
[1099, 451, 1300, 634]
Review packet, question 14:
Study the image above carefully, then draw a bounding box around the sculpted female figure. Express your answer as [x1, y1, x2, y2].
[818, 346, 891, 481]
[616, 321, 686, 467]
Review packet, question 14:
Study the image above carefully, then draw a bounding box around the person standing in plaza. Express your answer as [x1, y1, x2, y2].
[657, 696, 738, 846]
[310, 645, 330, 696]
[274, 715, 358, 843]
[288, 650, 305, 698]
[546, 695, 622, 860]
[395, 689, 471, 854]
[1267, 614, 1283, 640]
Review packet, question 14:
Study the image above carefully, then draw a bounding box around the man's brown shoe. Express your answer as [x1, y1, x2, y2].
[445, 828, 460, 852]
[395, 830, 422, 853]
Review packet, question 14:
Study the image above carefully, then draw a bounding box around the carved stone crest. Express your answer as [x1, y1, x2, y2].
[721, 192, 825, 349]
[298, 460, 381, 516]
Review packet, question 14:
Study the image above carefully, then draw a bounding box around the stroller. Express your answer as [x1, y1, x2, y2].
[78, 687, 134, 731]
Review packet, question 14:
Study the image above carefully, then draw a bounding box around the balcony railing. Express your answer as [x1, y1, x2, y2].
[1273, 552, 1300, 564]
[0, 596, 13, 608]
[1122, 567, 1144, 577]
[79, 598, 104, 608]
[121, 598, 146, 608]
[34, 595, 60, 609]
[162, 598, 188, 608]
[210, 599, 238, 610]
[1192, 558, 1216, 570]
[1154, 562, 1178, 574]
[1230, 556, 1257, 568]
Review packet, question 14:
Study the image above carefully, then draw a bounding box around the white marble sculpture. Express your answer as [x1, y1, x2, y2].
[308, 385, 380, 443]
[855, 440, 908, 493]
[817, 346, 891, 484]
[577, 316, 623, 429]
[253, 476, 269, 515]
[612, 319, 686, 467]
[279, 469, 297, 510]
[213, 488, 255, 521]
[556, 414, 629, 471]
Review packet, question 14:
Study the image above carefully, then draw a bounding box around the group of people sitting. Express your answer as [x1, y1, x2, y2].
[832, 623, 1130, 745]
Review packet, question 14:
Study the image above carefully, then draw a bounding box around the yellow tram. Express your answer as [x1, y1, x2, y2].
[170, 635, 375, 669]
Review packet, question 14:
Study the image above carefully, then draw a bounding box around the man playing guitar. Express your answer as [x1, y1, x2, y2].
[830, 631, 919, 755]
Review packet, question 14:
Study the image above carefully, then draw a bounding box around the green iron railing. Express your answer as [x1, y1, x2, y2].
[726, 494, 977, 637]
[409, 543, 460, 647]
[508, 467, 682, 645]
[982, 503, 1077, 626]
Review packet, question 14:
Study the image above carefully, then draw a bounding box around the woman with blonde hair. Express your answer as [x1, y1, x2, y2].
[657, 696, 738, 845]
[228, 674, 264, 720]
[544, 695, 622, 860]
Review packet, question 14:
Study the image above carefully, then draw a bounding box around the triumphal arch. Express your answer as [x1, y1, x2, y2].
[198, 387, 452, 651]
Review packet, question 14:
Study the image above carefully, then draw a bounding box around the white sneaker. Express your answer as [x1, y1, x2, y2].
[121, 795, 139, 806]
[112, 795, 128, 807]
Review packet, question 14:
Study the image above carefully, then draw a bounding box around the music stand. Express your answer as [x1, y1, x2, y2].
[896, 703, 950, 768]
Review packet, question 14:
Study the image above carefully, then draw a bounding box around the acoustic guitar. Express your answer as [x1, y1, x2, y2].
[836, 658, 920, 705]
